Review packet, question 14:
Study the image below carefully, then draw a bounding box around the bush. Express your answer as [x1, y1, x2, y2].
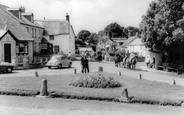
[70, 72, 122, 88]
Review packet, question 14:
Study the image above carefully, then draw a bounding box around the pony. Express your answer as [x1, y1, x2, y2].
[130, 57, 137, 71]
[122, 56, 137, 70]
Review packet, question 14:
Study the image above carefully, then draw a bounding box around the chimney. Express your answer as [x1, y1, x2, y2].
[22, 13, 34, 23]
[66, 13, 70, 23]
[7, 7, 22, 19]
[20, 6, 25, 13]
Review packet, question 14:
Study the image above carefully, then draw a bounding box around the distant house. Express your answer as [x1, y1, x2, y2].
[111, 37, 127, 49]
[35, 13, 75, 55]
[121, 36, 137, 53]
[127, 37, 146, 57]
[0, 4, 44, 69]
[78, 47, 94, 56]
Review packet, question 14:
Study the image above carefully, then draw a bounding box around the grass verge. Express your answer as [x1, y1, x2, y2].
[0, 72, 184, 107]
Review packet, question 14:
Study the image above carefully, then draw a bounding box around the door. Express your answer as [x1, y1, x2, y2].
[4, 44, 11, 63]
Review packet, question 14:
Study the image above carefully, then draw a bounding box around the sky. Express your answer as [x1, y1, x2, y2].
[0, 0, 153, 34]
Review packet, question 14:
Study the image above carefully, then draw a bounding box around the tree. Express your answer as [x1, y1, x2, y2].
[125, 26, 139, 37]
[104, 22, 126, 38]
[77, 30, 91, 42]
[139, 0, 184, 63]
[86, 33, 99, 51]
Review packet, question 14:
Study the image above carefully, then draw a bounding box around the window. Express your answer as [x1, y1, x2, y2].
[34, 29, 37, 38]
[54, 45, 59, 54]
[16, 42, 28, 55]
[49, 35, 54, 40]
[26, 27, 29, 33]
[32, 28, 34, 37]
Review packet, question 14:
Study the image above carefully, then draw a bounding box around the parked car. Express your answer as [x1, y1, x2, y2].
[0, 62, 14, 73]
[45, 55, 72, 69]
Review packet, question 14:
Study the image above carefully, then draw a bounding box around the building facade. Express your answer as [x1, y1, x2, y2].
[35, 14, 75, 56]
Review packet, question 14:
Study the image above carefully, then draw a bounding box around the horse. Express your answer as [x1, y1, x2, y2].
[115, 55, 123, 67]
[122, 56, 131, 69]
[130, 57, 137, 71]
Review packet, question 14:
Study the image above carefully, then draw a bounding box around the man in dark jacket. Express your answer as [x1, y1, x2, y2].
[81, 55, 85, 73]
[83, 56, 89, 73]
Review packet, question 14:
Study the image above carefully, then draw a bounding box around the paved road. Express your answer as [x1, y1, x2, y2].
[1, 61, 184, 86]
[0, 95, 184, 115]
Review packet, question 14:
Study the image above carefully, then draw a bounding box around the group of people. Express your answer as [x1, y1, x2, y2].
[114, 54, 137, 71]
[145, 56, 155, 68]
[81, 55, 89, 73]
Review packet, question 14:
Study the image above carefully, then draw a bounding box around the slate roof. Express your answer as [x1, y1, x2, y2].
[35, 19, 69, 35]
[121, 36, 137, 48]
[0, 30, 6, 37]
[0, 4, 34, 41]
[128, 38, 144, 46]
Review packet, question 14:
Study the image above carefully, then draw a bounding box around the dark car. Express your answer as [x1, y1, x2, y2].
[0, 62, 14, 73]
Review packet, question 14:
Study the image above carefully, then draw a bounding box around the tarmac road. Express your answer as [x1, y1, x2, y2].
[1, 61, 184, 86]
[0, 95, 184, 115]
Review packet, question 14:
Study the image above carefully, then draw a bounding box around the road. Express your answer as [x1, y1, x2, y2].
[0, 95, 184, 115]
[1, 61, 184, 86]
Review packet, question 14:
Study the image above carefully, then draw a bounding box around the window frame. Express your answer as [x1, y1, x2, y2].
[49, 35, 54, 40]
[16, 42, 28, 55]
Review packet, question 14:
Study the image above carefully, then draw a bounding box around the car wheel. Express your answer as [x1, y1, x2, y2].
[48, 66, 51, 69]
[58, 64, 62, 69]
[6, 67, 13, 73]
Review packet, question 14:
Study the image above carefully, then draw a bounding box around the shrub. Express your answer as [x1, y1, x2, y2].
[70, 72, 122, 88]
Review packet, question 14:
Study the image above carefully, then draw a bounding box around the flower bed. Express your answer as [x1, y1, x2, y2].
[70, 72, 122, 88]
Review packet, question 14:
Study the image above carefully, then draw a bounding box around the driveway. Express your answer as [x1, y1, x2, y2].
[0, 61, 184, 86]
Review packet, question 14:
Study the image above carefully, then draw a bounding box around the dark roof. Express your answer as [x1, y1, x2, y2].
[0, 5, 34, 41]
[121, 36, 137, 48]
[0, 30, 18, 41]
[0, 4, 43, 28]
[41, 37, 49, 43]
[35, 19, 70, 35]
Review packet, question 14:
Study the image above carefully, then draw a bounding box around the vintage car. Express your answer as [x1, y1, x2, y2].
[45, 55, 72, 69]
[0, 62, 14, 73]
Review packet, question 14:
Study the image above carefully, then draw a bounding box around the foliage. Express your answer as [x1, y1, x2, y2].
[139, 0, 184, 63]
[77, 30, 91, 42]
[70, 72, 122, 88]
[75, 38, 86, 46]
[125, 26, 140, 37]
[86, 33, 98, 45]
[104, 22, 127, 38]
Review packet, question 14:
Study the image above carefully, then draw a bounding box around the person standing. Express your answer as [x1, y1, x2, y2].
[68, 52, 71, 60]
[83, 56, 89, 73]
[81, 55, 85, 73]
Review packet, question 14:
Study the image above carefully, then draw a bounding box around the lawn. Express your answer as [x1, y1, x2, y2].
[0, 72, 184, 106]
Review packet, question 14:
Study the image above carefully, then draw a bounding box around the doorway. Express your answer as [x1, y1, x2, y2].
[4, 44, 11, 63]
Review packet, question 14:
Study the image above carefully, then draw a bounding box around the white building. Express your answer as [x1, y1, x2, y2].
[35, 13, 75, 55]
[127, 37, 146, 57]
